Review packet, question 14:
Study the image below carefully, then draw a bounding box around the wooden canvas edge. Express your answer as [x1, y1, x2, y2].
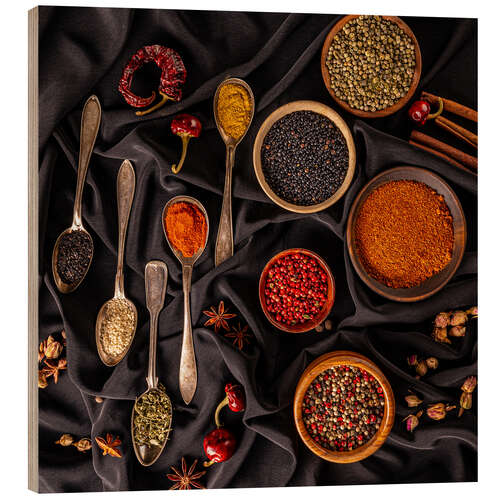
[28, 5, 39, 493]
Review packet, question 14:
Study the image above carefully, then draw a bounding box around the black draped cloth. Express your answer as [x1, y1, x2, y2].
[37, 7, 477, 492]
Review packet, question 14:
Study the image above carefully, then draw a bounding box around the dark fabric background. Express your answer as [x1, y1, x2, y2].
[37, 7, 477, 492]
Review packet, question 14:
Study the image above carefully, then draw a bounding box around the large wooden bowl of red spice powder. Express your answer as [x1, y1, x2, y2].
[346, 166, 466, 302]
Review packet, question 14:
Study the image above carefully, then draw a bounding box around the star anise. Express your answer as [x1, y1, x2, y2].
[95, 433, 122, 458]
[203, 300, 237, 332]
[167, 457, 206, 490]
[225, 322, 252, 350]
[41, 358, 67, 384]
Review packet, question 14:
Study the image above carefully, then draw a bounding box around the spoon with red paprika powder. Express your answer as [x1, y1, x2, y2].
[162, 196, 209, 404]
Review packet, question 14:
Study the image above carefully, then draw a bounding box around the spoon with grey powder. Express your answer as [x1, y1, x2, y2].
[95, 160, 137, 366]
[52, 95, 101, 293]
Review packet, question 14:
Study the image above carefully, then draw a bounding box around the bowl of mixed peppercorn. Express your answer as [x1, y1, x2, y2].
[294, 351, 395, 463]
[253, 100, 356, 213]
[259, 248, 335, 333]
[321, 15, 422, 118]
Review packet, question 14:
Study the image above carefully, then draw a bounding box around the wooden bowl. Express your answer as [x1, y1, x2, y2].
[253, 100, 356, 214]
[320, 15, 422, 118]
[346, 166, 466, 302]
[258, 248, 335, 333]
[293, 350, 395, 463]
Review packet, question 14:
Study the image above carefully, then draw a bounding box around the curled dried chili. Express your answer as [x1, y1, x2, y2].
[118, 45, 187, 116]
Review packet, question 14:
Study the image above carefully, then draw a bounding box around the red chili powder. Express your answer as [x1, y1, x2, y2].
[164, 201, 207, 257]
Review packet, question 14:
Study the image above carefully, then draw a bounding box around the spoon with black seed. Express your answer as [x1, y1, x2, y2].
[52, 95, 101, 293]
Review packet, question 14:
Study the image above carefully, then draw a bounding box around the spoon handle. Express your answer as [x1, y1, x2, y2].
[114, 160, 136, 298]
[145, 260, 168, 390]
[215, 145, 235, 266]
[73, 95, 101, 228]
[179, 264, 197, 404]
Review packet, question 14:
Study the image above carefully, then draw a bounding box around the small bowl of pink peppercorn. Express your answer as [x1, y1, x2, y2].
[258, 248, 335, 333]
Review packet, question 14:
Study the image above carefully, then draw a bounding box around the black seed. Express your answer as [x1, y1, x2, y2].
[56, 230, 92, 285]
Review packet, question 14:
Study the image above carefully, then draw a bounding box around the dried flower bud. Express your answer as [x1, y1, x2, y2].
[432, 326, 451, 344]
[38, 370, 48, 389]
[407, 354, 419, 367]
[449, 326, 466, 338]
[405, 394, 423, 407]
[95, 396, 104, 403]
[415, 360, 428, 378]
[58, 358, 67, 369]
[459, 392, 473, 418]
[461, 376, 477, 394]
[324, 320, 332, 330]
[73, 438, 92, 452]
[466, 306, 478, 318]
[55, 434, 74, 446]
[315, 324, 324, 332]
[450, 310, 467, 326]
[404, 410, 423, 433]
[38, 341, 46, 363]
[44, 336, 63, 359]
[434, 312, 451, 328]
[426, 357, 439, 370]
[427, 402, 456, 421]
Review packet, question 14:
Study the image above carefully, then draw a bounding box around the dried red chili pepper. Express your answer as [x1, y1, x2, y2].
[170, 114, 202, 174]
[408, 97, 443, 125]
[118, 45, 187, 116]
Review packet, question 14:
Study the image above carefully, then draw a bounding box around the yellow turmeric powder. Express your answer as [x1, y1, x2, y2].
[216, 83, 252, 140]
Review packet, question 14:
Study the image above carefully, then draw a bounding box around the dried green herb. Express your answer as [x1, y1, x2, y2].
[133, 387, 172, 447]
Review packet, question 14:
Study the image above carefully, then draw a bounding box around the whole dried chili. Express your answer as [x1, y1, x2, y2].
[164, 201, 207, 258]
[118, 45, 187, 116]
[354, 180, 454, 288]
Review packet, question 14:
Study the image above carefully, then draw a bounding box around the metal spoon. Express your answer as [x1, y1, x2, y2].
[52, 95, 102, 293]
[213, 77, 255, 266]
[95, 160, 137, 366]
[132, 260, 172, 467]
[162, 196, 209, 405]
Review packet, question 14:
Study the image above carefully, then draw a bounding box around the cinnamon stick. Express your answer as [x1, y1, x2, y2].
[410, 130, 477, 170]
[409, 140, 472, 174]
[421, 91, 477, 123]
[435, 116, 478, 149]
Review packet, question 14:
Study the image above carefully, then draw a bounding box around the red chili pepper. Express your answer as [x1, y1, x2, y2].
[170, 114, 202, 174]
[203, 428, 237, 467]
[118, 45, 187, 116]
[408, 97, 444, 126]
[224, 383, 246, 413]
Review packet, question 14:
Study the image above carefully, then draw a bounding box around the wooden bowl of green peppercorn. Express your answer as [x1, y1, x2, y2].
[320, 15, 422, 118]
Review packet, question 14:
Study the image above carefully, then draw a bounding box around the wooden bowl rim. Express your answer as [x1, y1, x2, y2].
[258, 248, 335, 333]
[293, 350, 395, 463]
[253, 100, 356, 214]
[346, 166, 467, 302]
[320, 15, 422, 118]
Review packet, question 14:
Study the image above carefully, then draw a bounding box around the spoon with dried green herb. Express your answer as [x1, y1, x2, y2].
[132, 260, 173, 466]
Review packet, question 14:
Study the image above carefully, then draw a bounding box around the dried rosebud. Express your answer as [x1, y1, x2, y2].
[461, 376, 477, 393]
[405, 394, 423, 407]
[58, 358, 67, 370]
[404, 410, 423, 433]
[324, 319, 332, 330]
[434, 312, 451, 328]
[61, 329, 67, 346]
[466, 306, 478, 318]
[38, 341, 46, 363]
[38, 370, 48, 389]
[432, 326, 451, 344]
[427, 402, 456, 421]
[73, 438, 92, 452]
[415, 360, 428, 378]
[426, 357, 439, 370]
[315, 324, 324, 332]
[407, 354, 419, 367]
[44, 336, 63, 359]
[459, 392, 473, 418]
[449, 326, 466, 338]
[450, 310, 468, 326]
[55, 434, 74, 446]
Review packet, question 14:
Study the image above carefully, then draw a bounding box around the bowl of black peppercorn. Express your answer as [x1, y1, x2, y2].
[253, 100, 356, 213]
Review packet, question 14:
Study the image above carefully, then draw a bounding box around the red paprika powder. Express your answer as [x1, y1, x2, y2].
[164, 201, 207, 257]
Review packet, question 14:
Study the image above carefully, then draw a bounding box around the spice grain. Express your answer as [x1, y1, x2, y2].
[99, 298, 136, 357]
[216, 83, 252, 140]
[56, 230, 92, 284]
[354, 180, 454, 288]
